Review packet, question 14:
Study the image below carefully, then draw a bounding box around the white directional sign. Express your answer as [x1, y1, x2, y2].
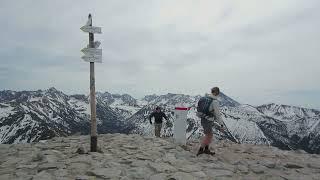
[81, 48, 102, 56]
[80, 25, 102, 34]
[82, 55, 102, 63]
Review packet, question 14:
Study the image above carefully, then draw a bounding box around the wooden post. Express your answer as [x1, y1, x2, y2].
[88, 14, 97, 152]
[81, 14, 101, 152]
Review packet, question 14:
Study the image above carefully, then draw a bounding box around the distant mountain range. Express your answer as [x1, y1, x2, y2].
[0, 87, 319, 154]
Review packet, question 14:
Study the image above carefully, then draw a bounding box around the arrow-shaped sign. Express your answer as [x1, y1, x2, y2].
[82, 55, 102, 63]
[80, 25, 102, 34]
[81, 48, 102, 57]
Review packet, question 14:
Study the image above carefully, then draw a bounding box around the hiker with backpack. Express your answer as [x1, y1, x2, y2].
[196, 87, 224, 156]
[149, 106, 168, 137]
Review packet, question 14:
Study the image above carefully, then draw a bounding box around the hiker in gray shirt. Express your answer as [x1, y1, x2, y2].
[196, 87, 224, 155]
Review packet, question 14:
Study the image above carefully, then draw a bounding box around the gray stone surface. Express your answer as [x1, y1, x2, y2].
[149, 173, 168, 180]
[0, 134, 319, 180]
[87, 167, 122, 179]
[149, 162, 177, 173]
[284, 162, 304, 169]
[206, 169, 234, 177]
[191, 171, 207, 178]
[236, 165, 249, 174]
[33, 171, 55, 180]
[170, 172, 195, 180]
[262, 160, 276, 168]
[249, 164, 267, 174]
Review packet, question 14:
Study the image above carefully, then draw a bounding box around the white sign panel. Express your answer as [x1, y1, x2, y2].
[82, 55, 102, 63]
[81, 48, 102, 56]
[80, 25, 102, 34]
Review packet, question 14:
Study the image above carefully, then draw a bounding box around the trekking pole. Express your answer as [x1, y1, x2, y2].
[213, 121, 240, 144]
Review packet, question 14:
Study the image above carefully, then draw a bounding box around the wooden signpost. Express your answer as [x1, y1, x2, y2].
[81, 14, 102, 152]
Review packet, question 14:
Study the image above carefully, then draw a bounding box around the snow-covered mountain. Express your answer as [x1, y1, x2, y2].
[127, 94, 320, 154]
[0, 88, 133, 143]
[256, 103, 320, 153]
[257, 103, 320, 121]
[0, 88, 319, 154]
[96, 92, 141, 119]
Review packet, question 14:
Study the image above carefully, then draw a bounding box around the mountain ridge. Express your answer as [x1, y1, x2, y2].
[0, 87, 319, 154]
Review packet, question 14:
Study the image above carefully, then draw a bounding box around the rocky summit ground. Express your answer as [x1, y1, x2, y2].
[0, 134, 320, 180]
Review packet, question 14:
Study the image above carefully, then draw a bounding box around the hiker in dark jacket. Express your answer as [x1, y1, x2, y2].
[149, 107, 168, 137]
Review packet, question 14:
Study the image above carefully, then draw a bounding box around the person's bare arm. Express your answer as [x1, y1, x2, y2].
[209, 100, 224, 130]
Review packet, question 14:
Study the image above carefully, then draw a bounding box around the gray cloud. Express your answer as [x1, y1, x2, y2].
[0, 0, 320, 109]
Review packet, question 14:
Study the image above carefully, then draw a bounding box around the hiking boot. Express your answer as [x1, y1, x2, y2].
[196, 147, 204, 156]
[204, 145, 215, 155]
[203, 149, 215, 155]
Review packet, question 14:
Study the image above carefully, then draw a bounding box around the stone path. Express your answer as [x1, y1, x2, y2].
[0, 134, 320, 180]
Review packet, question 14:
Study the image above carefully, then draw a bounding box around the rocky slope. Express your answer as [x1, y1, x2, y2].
[0, 134, 319, 180]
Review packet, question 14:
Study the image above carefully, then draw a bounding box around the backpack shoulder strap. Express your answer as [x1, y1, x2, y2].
[206, 96, 214, 103]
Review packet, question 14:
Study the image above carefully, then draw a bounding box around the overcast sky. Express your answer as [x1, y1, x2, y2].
[0, 0, 319, 109]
